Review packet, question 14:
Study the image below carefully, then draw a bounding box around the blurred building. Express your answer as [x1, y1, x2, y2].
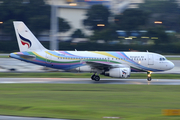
[176, 0, 180, 5]
[45, 0, 144, 41]
[128, 0, 144, 8]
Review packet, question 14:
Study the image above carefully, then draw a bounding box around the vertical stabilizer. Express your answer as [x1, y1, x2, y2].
[13, 21, 47, 52]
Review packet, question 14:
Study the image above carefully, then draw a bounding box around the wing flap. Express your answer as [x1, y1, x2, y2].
[85, 61, 129, 70]
[85, 61, 111, 70]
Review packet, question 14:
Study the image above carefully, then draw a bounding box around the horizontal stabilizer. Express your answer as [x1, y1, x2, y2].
[15, 54, 36, 60]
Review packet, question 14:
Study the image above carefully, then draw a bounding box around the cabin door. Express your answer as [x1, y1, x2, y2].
[107, 57, 110, 62]
[46, 53, 51, 64]
[148, 54, 154, 65]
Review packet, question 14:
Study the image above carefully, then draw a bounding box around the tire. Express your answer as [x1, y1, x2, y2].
[94, 75, 100, 81]
[147, 77, 152, 81]
[91, 74, 95, 80]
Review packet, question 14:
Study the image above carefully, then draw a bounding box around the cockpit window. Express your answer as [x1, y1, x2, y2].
[160, 58, 166, 61]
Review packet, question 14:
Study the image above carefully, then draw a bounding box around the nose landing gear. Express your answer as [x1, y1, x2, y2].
[147, 72, 152, 81]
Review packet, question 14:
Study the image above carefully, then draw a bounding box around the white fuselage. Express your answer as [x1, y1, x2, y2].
[10, 51, 174, 73]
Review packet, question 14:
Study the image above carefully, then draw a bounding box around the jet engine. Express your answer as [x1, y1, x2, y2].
[104, 68, 131, 78]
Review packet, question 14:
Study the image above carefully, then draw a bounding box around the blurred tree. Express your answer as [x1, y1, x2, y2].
[71, 29, 85, 38]
[0, 0, 50, 35]
[90, 24, 118, 42]
[58, 18, 71, 33]
[114, 9, 148, 32]
[83, 5, 110, 31]
[139, 0, 180, 32]
[139, 0, 179, 14]
[147, 27, 170, 45]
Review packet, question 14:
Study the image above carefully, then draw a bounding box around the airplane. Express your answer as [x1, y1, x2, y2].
[9, 21, 174, 81]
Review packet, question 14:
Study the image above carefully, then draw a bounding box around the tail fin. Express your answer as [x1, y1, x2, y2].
[13, 21, 47, 52]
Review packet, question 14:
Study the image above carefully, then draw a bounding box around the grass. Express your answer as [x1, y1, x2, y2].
[0, 84, 179, 120]
[0, 72, 102, 78]
[0, 55, 9, 58]
[0, 72, 180, 79]
[167, 57, 180, 60]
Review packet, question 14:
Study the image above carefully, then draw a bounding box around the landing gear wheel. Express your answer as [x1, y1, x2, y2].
[91, 74, 95, 80]
[147, 77, 152, 81]
[94, 75, 100, 81]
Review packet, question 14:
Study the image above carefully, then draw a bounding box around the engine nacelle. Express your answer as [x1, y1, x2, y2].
[105, 68, 131, 78]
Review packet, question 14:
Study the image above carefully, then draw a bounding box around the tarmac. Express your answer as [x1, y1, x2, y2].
[0, 115, 68, 120]
[0, 78, 180, 85]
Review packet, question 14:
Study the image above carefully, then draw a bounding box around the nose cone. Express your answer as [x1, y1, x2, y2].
[168, 61, 174, 70]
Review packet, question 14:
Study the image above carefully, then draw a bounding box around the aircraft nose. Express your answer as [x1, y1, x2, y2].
[168, 61, 174, 70]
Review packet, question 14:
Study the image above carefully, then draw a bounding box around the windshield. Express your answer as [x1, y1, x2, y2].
[159, 57, 166, 61]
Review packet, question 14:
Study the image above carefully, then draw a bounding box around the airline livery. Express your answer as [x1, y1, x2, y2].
[10, 21, 174, 81]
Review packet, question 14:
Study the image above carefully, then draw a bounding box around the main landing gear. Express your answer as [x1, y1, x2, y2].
[91, 74, 100, 81]
[147, 72, 152, 81]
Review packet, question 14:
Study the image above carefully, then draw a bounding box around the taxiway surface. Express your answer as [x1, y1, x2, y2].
[0, 115, 67, 120]
[0, 78, 180, 85]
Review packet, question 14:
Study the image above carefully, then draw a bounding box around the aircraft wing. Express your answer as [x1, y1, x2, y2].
[85, 61, 111, 70]
[85, 61, 130, 71]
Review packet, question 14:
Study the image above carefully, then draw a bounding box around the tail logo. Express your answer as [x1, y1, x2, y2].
[18, 34, 32, 48]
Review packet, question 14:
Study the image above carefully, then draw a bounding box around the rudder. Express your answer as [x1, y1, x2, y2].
[13, 21, 47, 52]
